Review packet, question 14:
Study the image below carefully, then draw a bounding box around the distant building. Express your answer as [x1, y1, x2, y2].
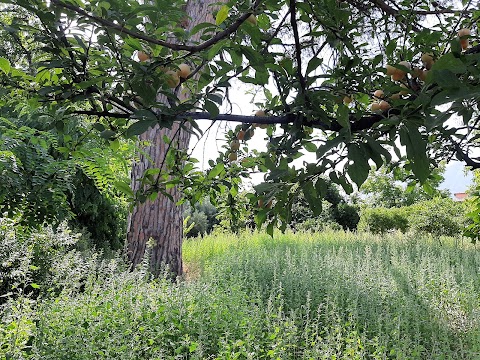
[453, 192, 468, 202]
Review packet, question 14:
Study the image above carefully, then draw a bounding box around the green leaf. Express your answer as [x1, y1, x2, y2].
[207, 162, 225, 179]
[30, 283, 40, 289]
[207, 40, 225, 60]
[336, 104, 350, 130]
[317, 135, 343, 158]
[110, 139, 120, 151]
[125, 120, 157, 137]
[306, 57, 322, 75]
[302, 181, 322, 216]
[347, 144, 370, 187]
[430, 69, 462, 89]
[430, 53, 466, 74]
[399, 123, 430, 183]
[303, 141, 317, 152]
[203, 100, 219, 119]
[254, 182, 277, 194]
[133, 109, 158, 121]
[216, 5, 229, 25]
[255, 209, 268, 228]
[100, 130, 116, 139]
[266, 221, 274, 237]
[114, 181, 134, 197]
[0, 57, 11, 75]
[365, 136, 392, 164]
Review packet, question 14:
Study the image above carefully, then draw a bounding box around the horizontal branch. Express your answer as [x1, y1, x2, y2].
[50, 0, 259, 53]
[182, 111, 386, 132]
[73, 109, 388, 134]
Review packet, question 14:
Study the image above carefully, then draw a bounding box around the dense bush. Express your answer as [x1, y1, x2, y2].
[358, 206, 409, 233]
[408, 197, 469, 237]
[184, 198, 219, 237]
[331, 202, 360, 231]
[0, 219, 80, 301]
[291, 186, 360, 232]
[0, 219, 126, 303]
[358, 198, 469, 236]
[69, 171, 127, 253]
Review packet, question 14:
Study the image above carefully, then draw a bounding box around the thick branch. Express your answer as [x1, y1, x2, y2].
[289, 0, 307, 97]
[74, 110, 387, 133]
[454, 143, 480, 169]
[51, 0, 259, 53]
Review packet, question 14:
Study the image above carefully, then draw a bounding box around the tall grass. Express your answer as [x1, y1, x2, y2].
[3, 230, 480, 359]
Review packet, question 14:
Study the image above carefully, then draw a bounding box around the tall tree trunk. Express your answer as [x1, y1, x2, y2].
[127, 0, 222, 277]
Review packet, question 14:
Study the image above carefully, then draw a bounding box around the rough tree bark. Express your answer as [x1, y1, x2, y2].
[127, 0, 225, 277]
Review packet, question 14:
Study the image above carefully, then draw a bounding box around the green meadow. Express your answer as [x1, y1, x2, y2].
[3, 231, 480, 359]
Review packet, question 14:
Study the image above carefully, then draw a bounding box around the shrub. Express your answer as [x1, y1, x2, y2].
[408, 198, 468, 237]
[331, 202, 360, 230]
[0, 219, 120, 301]
[184, 198, 220, 237]
[358, 206, 409, 233]
[295, 217, 342, 232]
[68, 171, 127, 253]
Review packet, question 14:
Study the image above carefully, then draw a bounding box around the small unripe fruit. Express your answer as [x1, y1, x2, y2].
[419, 70, 428, 81]
[230, 139, 240, 151]
[137, 51, 150, 62]
[386, 65, 396, 76]
[458, 28, 471, 50]
[379, 100, 391, 111]
[246, 14, 257, 25]
[390, 93, 401, 100]
[458, 28, 471, 37]
[228, 152, 238, 162]
[343, 95, 352, 104]
[391, 72, 405, 81]
[373, 90, 384, 99]
[177, 63, 191, 79]
[460, 39, 469, 50]
[165, 70, 180, 88]
[237, 130, 246, 141]
[255, 110, 266, 117]
[399, 84, 409, 95]
[421, 53, 434, 70]
[371, 102, 381, 111]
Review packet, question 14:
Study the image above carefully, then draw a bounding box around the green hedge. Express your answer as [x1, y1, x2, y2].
[358, 198, 469, 236]
[408, 198, 469, 237]
[358, 207, 409, 234]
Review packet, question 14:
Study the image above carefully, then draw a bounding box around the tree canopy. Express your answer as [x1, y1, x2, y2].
[1, 0, 479, 236]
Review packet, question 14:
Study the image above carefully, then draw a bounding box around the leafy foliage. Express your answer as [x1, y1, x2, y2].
[358, 206, 410, 234]
[409, 197, 470, 237]
[359, 165, 450, 208]
[358, 197, 469, 236]
[0, 218, 81, 301]
[1, 0, 479, 236]
[290, 181, 360, 231]
[3, 231, 480, 359]
[183, 197, 219, 237]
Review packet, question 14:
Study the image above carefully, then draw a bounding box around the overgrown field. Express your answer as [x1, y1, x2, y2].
[2, 230, 480, 359]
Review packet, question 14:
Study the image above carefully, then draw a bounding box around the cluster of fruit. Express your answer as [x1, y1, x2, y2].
[137, 51, 192, 88]
[368, 28, 471, 112]
[227, 110, 268, 162]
